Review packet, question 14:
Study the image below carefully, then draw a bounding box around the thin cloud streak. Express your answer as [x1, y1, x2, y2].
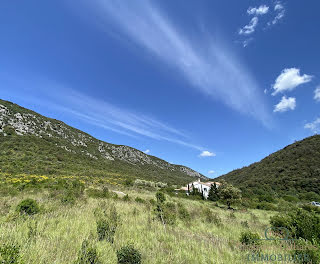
[54, 90, 205, 151]
[75, 0, 271, 127]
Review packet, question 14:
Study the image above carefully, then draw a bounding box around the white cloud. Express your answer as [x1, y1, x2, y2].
[143, 149, 150, 154]
[273, 96, 296, 112]
[242, 38, 253, 47]
[304, 118, 320, 134]
[274, 3, 284, 11]
[247, 5, 269, 16]
[208, 170, 215, 174]
[314, 86, 320, 102]
[199, 151, 216, 157]
[268, 1, 285, 25]
[239, 17, 259, 35]
[272, 68, 313, 95]
[74, 0, 271, 126]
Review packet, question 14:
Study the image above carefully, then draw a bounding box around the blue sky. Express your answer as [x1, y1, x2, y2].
[1, 1, 319, 178]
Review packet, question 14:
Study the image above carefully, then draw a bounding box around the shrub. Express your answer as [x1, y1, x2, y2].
[61, 192, 76, 205]
[203, 208, 222, 226]
[218, 182, 242, 209]
[256, 201, 277, 211]
[154, 194, 176, 225]
[16, 199, 40, 215]
[291, 239, 320, 264]
[0, 242, 21, 264]
[87, 187, 110, 199]
[162, 202, 177, 225]
[282, 195, 299, 203]
[95, 205, 120, 243]
[117, 244, 141, 264]
[149, 199, 156, 206]
[134, 197, 145, 204]
[156, 192, 166, 204]
[124, 179, 133, 186]
[177, 204, 191, 222]
[270, 209, 320, 244]
[75, 239, 101, 264]
[240, 231, 261, 246]
[301, 204, 320, 214]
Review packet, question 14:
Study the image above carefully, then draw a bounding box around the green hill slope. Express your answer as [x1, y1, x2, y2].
[218, 135, 320, 197]
[0, 99, 206, 185]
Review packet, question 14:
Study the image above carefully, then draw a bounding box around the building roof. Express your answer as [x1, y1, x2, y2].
[187, 181, 220, 187]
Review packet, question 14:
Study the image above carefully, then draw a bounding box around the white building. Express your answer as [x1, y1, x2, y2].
[185, 178, 220, 199]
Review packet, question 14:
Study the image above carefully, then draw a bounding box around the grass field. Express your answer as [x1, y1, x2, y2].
[1, 177, 302, 264]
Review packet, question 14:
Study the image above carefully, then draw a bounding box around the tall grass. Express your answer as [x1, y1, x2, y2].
[0, 187, 282, 263]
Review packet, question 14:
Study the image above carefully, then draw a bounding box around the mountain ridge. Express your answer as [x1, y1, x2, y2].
[218, 135, 320, 197]
[0, 99, 207, 185]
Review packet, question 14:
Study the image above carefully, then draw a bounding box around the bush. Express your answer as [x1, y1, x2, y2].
[282, 195, 299, 203]
[16, 199, 40, 215]
[154, 195, 176, 225]
[162, 202, 177, 225]
[270, 209, 320, 244]
[95, 205, 120, 243]
[301, 204, 320, 214]
[291, 239, 320, 264]
[87, 187, 110, 199]
[134, 197, 145, 204]
[256, 201, 277, 211]
[117, 244, 141, 264]
[240, 231, 261, 246]
[177, 204, 191, 222]
[75, 239, 101, 264]
[156, 192, 166, 204]
[0, 242, 21, 264]
[61, 192, 76, 205]
[203, 208, 222, 226]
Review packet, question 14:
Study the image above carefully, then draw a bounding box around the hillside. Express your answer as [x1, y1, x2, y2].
[0, 99, 206, 185]
[218, 135, 320, 197]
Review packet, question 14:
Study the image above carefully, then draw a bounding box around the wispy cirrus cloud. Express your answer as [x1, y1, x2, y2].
[0, 73, 207, 152]
[314, 86, 320, 102]
[55, 90, 207, 151]
[73, 0, 271, 127]
[239, 17, 259, 35]
[268, 1, 285, 26]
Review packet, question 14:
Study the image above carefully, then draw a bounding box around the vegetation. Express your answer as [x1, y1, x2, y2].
[16, 198, 40, 215]
[218, 181, 242, 209]
[218, 135, 320, 201]
[1, 177, 298, 263]
[0, 99, 205, 186]
[75, 239, 101, 264]
[116, 244, 141, 264]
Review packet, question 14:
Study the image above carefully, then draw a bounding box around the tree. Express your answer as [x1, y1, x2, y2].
[219, 183, 241, 209]
[208, 183, 219, 201]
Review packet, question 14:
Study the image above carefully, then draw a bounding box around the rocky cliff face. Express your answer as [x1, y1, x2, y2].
[0, 99, 205, 180]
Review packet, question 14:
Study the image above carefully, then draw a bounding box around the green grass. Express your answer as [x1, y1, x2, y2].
[0, 184, 289, 264]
